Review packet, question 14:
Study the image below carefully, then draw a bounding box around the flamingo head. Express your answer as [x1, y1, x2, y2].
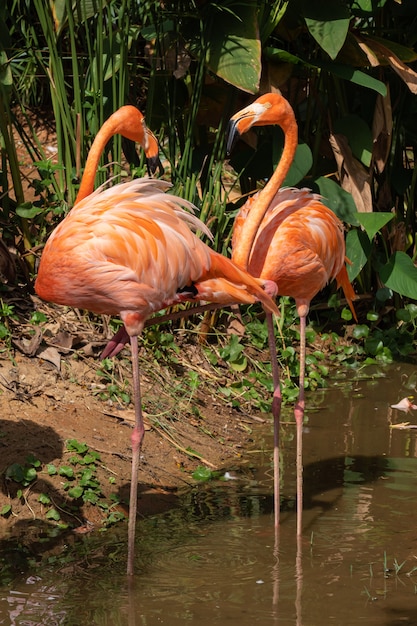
[226, 93, 297, 157]
[111, 106, 163, 176]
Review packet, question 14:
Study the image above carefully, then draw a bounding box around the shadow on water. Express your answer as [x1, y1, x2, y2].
[1, 363, 417, 624]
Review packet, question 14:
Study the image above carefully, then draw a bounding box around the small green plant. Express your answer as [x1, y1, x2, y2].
[5, 454, 41, 487]
[143, 327, 180, 363]
[52, 439, 126, 526]
[30, 310, 48, 325]
[192, 466, 222, 482]
[0, 504, 11, 517]
[95, 358, 131, 404]
[220, 334, 247, 372]
[0, 300, 18, 352]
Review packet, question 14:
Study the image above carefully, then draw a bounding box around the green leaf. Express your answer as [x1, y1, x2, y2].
[192, 466, 214, 482]
[380, 252, 417, 300]
[354, 212, 394, 241]
[305, 15, 350, 60]
[6, 463, 24, 483]
[341, 308, 353, 321]
[45, 508, 61, 521]
[333, 115, 373, 167]
[203, 4, 261, 93]
[352, 325, 369, 339]
[229, 356, 248, 372]
[351, 0, 387, 14]
[314, 176, 359, 224]
[83, 489, 99, 504]
[345, 228, 372, 281]
[68, 486, 84, 499]
[291, 0, 350, 59]
[79, 468, 94, 485]
[375, 287, 393, 302]
[283, 143, 313, 186]
[23, 467, 37, 483]
[67, 440, 88, 454]
[264, 47, 305, 66]
[59, 465, 75, 478]
[264, 46, 387, 96]
[26, 454, 41, 468]
[16, 203, 45, 219]
[0, 505, 11, 516]
[317, 61, 387, 96]
[0, 50, 13, 90]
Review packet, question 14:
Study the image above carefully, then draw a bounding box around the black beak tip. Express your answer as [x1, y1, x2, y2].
[225, 119, 240, 158]
[147, 156, 164, 177]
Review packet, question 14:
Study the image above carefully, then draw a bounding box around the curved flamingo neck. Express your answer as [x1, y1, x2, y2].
[75, 124, 113, 205]
[75, 107, 145, 205]
[233, 105, 299, 270]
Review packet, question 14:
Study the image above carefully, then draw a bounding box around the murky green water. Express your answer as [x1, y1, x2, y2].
[2, 362, 417, 625]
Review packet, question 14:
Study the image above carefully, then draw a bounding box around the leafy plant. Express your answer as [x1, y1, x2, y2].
[95, 358, 131, 404]
[48, 440, 126, 526]
[5, 454, 41, 487]
[0, 300, 18, 352]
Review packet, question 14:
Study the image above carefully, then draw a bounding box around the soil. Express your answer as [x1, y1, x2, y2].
[0, 291, 265, 544]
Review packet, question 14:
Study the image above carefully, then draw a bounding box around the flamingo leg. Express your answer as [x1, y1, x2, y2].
[266, 311, 281, 528]
[294, 315, 306, 536]
[126, 334, 145, 577]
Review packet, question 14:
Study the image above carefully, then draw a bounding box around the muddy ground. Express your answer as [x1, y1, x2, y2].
[0, 291, 268, 546]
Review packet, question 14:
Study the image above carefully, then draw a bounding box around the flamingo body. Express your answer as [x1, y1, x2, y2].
[232, 187, 355, 318]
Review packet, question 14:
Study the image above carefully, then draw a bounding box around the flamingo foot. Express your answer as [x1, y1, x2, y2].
[101, 326, 130, 359]
[263, 279, 279, 298]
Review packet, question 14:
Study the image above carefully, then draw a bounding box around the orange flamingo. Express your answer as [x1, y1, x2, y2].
[35, 109, 279, 576]
[75, 104, 161, 205]
[227, 93, 357, 535]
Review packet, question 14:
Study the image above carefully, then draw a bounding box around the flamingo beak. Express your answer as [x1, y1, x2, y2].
[226, 118, 241, 157]
[144, 128, 164, 176]
[146, 154, 164, 177]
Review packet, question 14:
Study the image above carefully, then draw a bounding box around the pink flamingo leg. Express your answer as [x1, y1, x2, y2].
[294, 315, 306, 537]
[266, 311, 281, 528]
[126, 334, 145, 577]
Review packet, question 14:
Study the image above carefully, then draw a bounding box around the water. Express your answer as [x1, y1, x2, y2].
[2, 362, 417, 625]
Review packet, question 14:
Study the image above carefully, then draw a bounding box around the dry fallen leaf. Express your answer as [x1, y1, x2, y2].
[49, 330, 75, 352]
[12, 327, 43, 356]
[329, 133, 373, 212]
[358, 35, 417, 94]
[372, 88, 393, 175]
[36, 346, 61, 370]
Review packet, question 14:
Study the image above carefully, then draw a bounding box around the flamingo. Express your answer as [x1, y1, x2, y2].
[34, 111, 279, 576]
[75, 104, 161, 205]
[226, 92, 357, 535]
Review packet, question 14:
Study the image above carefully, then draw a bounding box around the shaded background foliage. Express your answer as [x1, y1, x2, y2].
[1, 0, 417, 355]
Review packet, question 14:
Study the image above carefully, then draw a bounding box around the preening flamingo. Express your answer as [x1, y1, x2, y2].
[227, 92, 357, 534]
[35, 111, 278, 576]
[75, 104, 161, 205]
